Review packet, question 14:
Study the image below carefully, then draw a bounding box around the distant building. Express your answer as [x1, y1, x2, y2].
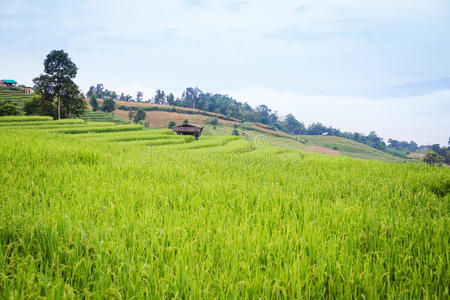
[24, 87, 33, 94]
[172, 123, 204, 140]
[0, 79, 17, 87]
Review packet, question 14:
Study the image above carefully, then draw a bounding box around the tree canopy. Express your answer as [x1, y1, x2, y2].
[31, 50, 84, 119]
[101, 99, 116, 113]
[43, 50, 78, 119]
[133, 107, 146, 123]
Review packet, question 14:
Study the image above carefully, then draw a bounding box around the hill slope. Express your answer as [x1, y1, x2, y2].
[111, 102, 401, 161]
[0, 86, 34, 110]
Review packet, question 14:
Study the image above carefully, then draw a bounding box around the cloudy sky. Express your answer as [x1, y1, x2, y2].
[1, 0, 449, 145]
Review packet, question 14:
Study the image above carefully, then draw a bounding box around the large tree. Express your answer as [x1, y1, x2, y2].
[41, 50, 78, 119]
[60, 80, 87, 118]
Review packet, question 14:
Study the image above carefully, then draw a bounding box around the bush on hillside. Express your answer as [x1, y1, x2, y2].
[0, 102, 19, 116]
[133, 107, 146, 123]
[241, 122, 252, 130]
[205, 117, 218, 125]
[423, 150, 443, 166]
[101, 98, 116, 113]
[90, 95, 99, 111]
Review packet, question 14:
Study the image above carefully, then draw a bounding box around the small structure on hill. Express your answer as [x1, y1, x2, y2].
[23, 87, 33, 94]
[172, 123, 204, 140]
[0, 79, 17, 87]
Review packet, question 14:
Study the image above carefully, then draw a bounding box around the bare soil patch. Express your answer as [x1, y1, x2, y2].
[408, 153, 425, 159]
[304, 146, 341, 155]
[115, 110, 239, 128]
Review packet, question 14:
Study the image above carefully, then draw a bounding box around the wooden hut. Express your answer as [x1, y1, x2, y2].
[172, 123, 204, 140]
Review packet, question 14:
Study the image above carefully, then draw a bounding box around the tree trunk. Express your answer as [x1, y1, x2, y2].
[57, 95, 61, 120]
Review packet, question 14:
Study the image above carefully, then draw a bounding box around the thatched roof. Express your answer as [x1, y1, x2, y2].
[172, 123, 205, 138]
[172, 123, 203, 129]
[172, 123, 204, 132]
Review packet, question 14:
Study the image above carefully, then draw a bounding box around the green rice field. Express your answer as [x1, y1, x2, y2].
[0, 87, 34, 110]
[0, 116, 448, 298]
[78, 111, 127, 124]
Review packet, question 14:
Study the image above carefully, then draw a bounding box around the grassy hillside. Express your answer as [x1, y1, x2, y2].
[202, 123, 400, 161]
[111, 103, 401, 161]
[297, 134, 401, 161]
[78, 110, 127, 124]
[0, 116, 448, 298]
[0, 86, 34, 110]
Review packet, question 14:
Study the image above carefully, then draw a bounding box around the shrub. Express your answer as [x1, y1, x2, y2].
[133, 107, 146, 123]
[423, 150, 443, 166]
[90, 95, 99, 111]
[101, 99, 116, 113]
[137, 120, 149, 128]
[0, 102, 19, 116]
[168, 120, 176, 129]
[206, 117, 218, 125]
[241, 122, 252, 130]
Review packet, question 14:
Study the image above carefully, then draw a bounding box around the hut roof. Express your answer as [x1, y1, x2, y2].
[173, 123, 203, 128]
[172, 123, 204, 136]
[172, 123, 204, 130]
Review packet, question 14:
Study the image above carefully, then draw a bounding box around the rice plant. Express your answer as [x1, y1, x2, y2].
[0, 117, 448, 299]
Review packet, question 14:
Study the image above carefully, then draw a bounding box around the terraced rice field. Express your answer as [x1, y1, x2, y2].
[0, 87, 34, 110]
[0, 116, 449, 298]
[78, 111, 127, 124]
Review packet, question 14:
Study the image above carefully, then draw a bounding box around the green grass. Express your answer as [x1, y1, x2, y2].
[194, 138, 253, 153]
[52, 124, 143, 134]
[0, 119, 83, 127]
[297, 135, 400, 161]
[156, 135, 240, 151]
[0, 116, 53, 122]
[78, 111, 127, 124]
[204, 124, 401, 162]
[78, 129, 174, 142]
[0, 117, 449, 298]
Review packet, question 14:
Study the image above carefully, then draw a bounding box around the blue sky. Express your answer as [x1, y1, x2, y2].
[1, 0, 449, 145]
